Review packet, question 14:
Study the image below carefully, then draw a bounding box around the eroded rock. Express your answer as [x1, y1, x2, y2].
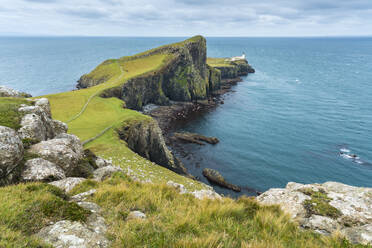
[173, 132, 219, 145]
[93, 166, 124, 182]
[257, 182, 372, 245]
[0, 126, 24, 182]
[21, 158, 65, 182]
[49, 177, 86, 193]
[202, 168, 241, 192]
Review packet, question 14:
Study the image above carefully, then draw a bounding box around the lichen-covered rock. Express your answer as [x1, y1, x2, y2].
[49, 177, 86, 193]
[202, 168, 241, 192]
[93, 166, 124, 182]
[118, 119, 187, 174]
[0, 85, 31, 98]
[21, 158, 65, 182]
[0, 126, 24, 182]
[37, 220, 109, 248]
[18, 98, 67, 142]
[257, 182, 372, 245]
[71, 189, 97, 202]
[95, 157, 112, 168]
[167, 180, 188, 194]
[191, 189, 222, 200]
[28, 134, 84, 176]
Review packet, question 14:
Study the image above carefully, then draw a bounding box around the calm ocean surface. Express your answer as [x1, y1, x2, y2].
[1, 37, 371, 195]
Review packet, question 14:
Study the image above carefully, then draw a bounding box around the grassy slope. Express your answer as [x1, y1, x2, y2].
[0, 97, 32, 130]
[1, 37, 368, 247]
[67, 172, 364, 248]
[207, 58, 235, 67]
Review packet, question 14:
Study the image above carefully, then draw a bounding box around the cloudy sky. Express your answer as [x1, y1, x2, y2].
[1, 0, 372, 36]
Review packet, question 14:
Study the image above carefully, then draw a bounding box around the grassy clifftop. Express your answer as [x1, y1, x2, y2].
[0, 36, 365, 247]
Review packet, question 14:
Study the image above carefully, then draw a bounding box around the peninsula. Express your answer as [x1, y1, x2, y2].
[0, 36, 370, 247]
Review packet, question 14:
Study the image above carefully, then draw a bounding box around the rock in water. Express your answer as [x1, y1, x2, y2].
[21, 158, 66, 182]
[257, 182, 372, 245]
[173, 132, 219, 145]
[0, 126, 24, 183]
[202, 168, 241, 192]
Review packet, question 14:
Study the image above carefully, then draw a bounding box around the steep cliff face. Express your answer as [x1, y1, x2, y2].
[117, 118, 187, 174]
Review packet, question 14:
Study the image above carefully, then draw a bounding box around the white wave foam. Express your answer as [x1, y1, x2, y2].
[340, 148, 350, 153]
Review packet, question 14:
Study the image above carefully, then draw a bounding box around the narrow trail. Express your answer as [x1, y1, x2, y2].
[67, 63, 124, 123]
[82, 124, 114, 146]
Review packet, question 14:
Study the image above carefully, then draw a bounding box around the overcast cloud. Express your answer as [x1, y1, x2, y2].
[0, 0, 371, 36]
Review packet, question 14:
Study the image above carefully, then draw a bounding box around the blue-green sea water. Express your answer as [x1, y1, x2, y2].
[1, 37, 371, 195]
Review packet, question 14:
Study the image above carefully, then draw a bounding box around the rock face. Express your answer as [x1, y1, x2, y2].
[257, 182, 372, 245]
[202, 168, 241, 192]
[0, 85, 32, 98]
[28, 134, 86, 177]
[0, 126, 24, 182]
[214, 60, 255, 79]
[118, 119, 187, 174]
[21, 158, 66, 182]
[18, 98, 65, 142]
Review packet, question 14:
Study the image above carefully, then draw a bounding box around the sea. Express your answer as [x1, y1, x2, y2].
[1, 36, 371, 196]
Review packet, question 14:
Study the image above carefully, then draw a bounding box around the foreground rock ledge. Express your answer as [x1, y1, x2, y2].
[257, 182, 372, 245]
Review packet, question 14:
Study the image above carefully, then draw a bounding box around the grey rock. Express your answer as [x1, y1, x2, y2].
[37, 220, 109, 248]
[94, 157, 112, 168]
[257, 182, 372, 244]
[0, 85, 31, 98]
[93, 166, 124, 182]
[71, 189, 97, 202]
[34, 98, 52, 118]
[52, 120, 68, 136]
[18, 113, 48, 142]
[191, 189, 222, 200]
[0, 126, 24, 179]
[21, 158, 65, 182]
[29, 134, 84, 176]
[49, 177, 86, 193]
[202, 168, 241, 192]
[167, 180, 188, 194]
[127, 211, 146, 220]
[77, 201, 101, 213]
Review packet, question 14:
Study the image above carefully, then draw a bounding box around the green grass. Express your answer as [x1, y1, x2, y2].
[207, 58, 235, 68]
[301, 188, 342, 219]
[0, 183, 90, 246]
[0, 97, 32, 130]
[66, 172, 364, 248]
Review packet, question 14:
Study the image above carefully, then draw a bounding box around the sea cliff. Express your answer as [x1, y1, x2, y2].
[0, 37, 370, 247]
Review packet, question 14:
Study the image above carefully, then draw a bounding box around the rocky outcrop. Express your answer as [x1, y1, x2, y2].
[28, 134, 87, 177]
[173, 132, 219, 145]
[0, 85, 32, 98]
[0, 126, 24, 183]
[21, 158, 66, 182]
[167, 180, 221, 200]
[213, 60, 255, 79]
[18, 98, 65, 142]
[93, 166, 124, 182]
[257, 182, 372, 245]
[202, 168, 241, 192]
[117, 118, 187, 174]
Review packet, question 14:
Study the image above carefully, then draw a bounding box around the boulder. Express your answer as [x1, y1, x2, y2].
[93, 166, 124, 182]
[127, 211, 146, 220]
[95, 157, 112, 168]
[34, 98, 52, 118]
[167, 180, 188, 194]
[0, 126, 24, 180]
[0, 86, 31, 98]
[70, 189, 97, 202]
[21, 158, 65, 182]
[29, 134, 84, 176]
[18, 113, 49, 142]
[257, 182, 372, 245]
[49, 177, 86, 193]
[52, 120, 68, 136]
[191, 189, 222, 200]
[37, 220, 109, 248]
[202, 168, 241, 192]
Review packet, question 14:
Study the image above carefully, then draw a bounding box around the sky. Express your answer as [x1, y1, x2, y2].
[1, 0, 372, 37]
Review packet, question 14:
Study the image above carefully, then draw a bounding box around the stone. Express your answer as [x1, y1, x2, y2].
[34, 98, 52, 118]
[257, 181, 372, 245]
[0, 126, 24, 179]
[29, 134, 84, 176]
[191, 189, 222, 200]
[77, 201, 101, 213]
[167, 180, 188, 194]
[173, 132, 219, 145]
[0, 85, 31, 98]
[21, 158, 66, 182]
[93, 166, 124, 182]
[95, 157, 112, 168]
[18, 113, 48, 142]
[202, 168, 241, 192]
[37, 220, 109, 248]
[71, 189, 97, 202]
[52, 120, 68, 136]
[127, 211, 146, 220]
[49, 177, 86, 193]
